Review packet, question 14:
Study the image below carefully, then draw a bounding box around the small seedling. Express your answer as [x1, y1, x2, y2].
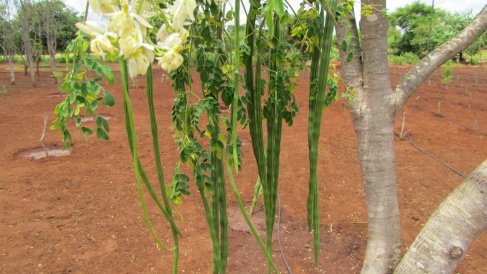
[39, 115, 49, 157]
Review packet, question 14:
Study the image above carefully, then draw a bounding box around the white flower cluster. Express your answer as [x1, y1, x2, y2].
[76, 0, 197, 78]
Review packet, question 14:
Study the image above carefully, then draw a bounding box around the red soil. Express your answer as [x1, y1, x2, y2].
[0, 64, 486, 273]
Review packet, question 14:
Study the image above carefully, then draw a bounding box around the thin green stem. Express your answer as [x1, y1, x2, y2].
[226, 156, 280, 273]
[146, 66, 179, 274]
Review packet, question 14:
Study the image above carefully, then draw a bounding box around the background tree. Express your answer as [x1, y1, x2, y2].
[388, 1, 478, 61]
[30, 0, 80, 82]
[13, 0, 80, 85]
[335, 1, 487, 273]
[18, 0, 36, 86]
[0, 0, 20, 84]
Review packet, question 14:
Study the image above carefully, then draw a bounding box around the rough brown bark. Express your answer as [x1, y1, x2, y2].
[335, 1, 487, 273]
[394, 160, 487, 273]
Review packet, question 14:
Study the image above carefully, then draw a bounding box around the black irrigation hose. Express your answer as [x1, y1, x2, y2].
[277, 194, 292, 274]
[395, 132, 466, 178]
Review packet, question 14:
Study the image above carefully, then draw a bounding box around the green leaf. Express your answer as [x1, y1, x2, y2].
[103, 91, 115, 107]
[225, 10, 234, 21]
[267, 0, 285, 17]
[81, 127, 93, 135]
[347, 52, 353, 62]
[60, 103, 69, 118]
[96, 116, 110, 132]
[341, 40, 348, 51]
[96, 128, 109, 140]
[102, 66, 115, 84]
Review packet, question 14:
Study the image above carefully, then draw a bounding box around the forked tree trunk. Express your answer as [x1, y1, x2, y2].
[335, 1, 487, 273]
[394, 160, 487, 273]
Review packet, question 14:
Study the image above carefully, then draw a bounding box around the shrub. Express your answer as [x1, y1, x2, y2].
[389, 52, 420, 65]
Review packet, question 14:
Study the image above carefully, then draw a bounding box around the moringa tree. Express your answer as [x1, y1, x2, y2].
[0, 0, 19, 84]
[335, 1, 487, 273]
[18, 0, 36, 87]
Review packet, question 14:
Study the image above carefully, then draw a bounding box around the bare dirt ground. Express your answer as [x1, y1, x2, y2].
[0, 64, 486, 273]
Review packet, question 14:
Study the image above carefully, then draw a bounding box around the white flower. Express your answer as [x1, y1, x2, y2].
[127, 50, 153, 78]
[90, 35, 116, 59]
[168, 0, 197, 31]
[156, 33, 184, 51]
[119, 35, 154, 78]
[107, 11, 135, 38]
[156, 24, 169, 42]
[76, 21, 104, 37]
[157, 50, 184, 72]
[88, 0, 117, 14]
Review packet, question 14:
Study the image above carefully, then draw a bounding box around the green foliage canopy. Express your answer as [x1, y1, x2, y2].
[388, 1, 485, 59]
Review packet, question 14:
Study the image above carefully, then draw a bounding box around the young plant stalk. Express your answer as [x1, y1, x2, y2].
[307, 0, 337, 265]
[120, 61, 180, 273]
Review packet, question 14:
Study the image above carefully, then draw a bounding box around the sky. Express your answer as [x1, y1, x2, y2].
[63, 0, 486, 22]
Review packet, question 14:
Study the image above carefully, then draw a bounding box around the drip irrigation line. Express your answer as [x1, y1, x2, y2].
[417, 93, 487, 112]
[277, 194, 292, 274]
[413, 105, 487, 136]
[395, 132, 466, 178]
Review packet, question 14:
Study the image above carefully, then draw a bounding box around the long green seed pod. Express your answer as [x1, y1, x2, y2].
[120, 61, 179, 266]
[231, 0, 241, 171]
[307, 0, 338, 265]
[146, 66, 180, 274]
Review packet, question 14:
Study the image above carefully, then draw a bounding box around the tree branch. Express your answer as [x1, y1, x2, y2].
[393, 5, 487, 111]
[394, 159, 487, 273]
[335, 2, 364, 115]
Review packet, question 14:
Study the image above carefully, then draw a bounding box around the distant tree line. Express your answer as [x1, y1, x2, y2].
[388, 1, 487, 64]
[0, 0, 81, 85]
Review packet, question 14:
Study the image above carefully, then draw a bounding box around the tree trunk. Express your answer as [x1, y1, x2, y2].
[49, 52, 57, 83]
[335, 1, 487, 273]
[394, 160, 487, 273]
[20, 0, 36, 87]
[352, 1, 402, 273]
[353, 114, 401, 274]
[44, 8, 57, 84]
[36, 57, 40, 79]
[8, 54, 15, 85]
